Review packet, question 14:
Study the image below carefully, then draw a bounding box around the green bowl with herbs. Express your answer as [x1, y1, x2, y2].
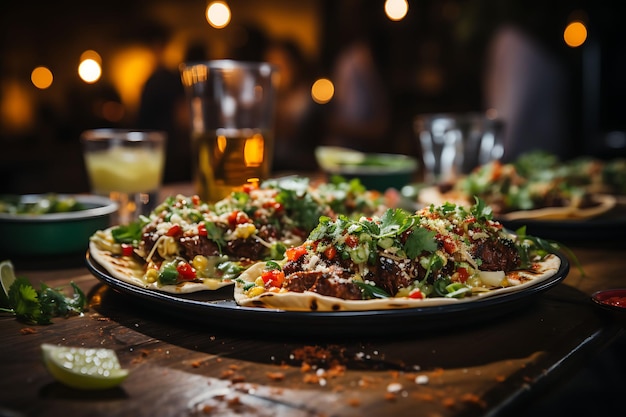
[316, 146, 418, 192]
[0, 194, 117, 256]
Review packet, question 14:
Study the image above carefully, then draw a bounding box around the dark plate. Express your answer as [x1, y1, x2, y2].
[500, 213, 626, 242]
[85, 251, 570, 337]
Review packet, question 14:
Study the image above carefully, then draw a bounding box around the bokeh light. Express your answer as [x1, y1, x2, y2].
[311, 78, 334, 104]
[384, 0, 409, 21]
[31, 66, 53, 89]
[564, 21, 587, 47]
[206, 1, 231, 29]
[78, 58, 102, 83]
[80, 50, 102, 65]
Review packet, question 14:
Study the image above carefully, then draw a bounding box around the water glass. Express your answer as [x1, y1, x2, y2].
[414, 112, 503, 184]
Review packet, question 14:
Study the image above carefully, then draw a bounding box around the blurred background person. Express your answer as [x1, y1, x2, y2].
[323, 2, 391, 153]
[136, 22, 193, 183]
[264, 38, 322, 172]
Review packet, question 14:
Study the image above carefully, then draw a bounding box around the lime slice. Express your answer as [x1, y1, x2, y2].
[315, 146, 365, 170]
[41, 344, 129, 390]
[0, 260, 16, 307]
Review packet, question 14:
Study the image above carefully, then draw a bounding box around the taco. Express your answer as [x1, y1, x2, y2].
[89, 177, 386, 293]
[234, 200, 562, 311]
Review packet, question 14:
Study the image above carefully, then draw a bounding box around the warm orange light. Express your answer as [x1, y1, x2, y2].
[311, 78, 334, 104]
[31, 66, 53, 89]
[78, 58, 102, 83]
[206, 1, 231, 29]
[80, 50, 102, 65]
[564, 21, 587, 47]
[384, 0, 409, 21]
[244, 133, 265, 167]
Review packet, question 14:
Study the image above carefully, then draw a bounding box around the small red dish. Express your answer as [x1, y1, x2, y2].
[591, 288, 626, 315]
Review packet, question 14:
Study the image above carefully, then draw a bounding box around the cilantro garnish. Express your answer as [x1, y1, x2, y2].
[404, 228, 438, 258]
[1, 276, 86, 325]
[204, 222, 226, 252]
[111, 218, 148, 244]
[376, 208, 416, 238]
[355, 281, 390, 299]
[515, 225, 585, 276]
[470, 197, 493, 221]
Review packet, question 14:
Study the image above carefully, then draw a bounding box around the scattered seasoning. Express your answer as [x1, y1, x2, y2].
[347, 398, 361, 407]
[266, 372, 286, 381]
[19, 327, 37, 335]
[461, 393, 487, 408]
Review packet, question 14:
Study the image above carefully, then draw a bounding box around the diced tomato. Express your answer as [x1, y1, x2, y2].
[192, 195, 201, 206]
[491, 160, 503, 180]
[262, 201, 284, 213]
[442, 239, 456, 254]
[176, 262, 196, 280]
[344, 234, 359, 248]
[408, 289, 424, 299]
[324, 246, 337, 260]
[227, 210, 249, 226]
[261, 269, 285, 288]
[166, 224, 182, 237]
[121, 243, 134, 257]
[198, 223, 207, 236]
[286, 246, 307, 262]
[243, 180, 259, 193]
[456, 267, 469, 283]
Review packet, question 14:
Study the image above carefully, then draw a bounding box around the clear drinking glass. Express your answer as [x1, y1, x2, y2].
[414, 112, 504, 185]
[81, 129, 166, 224]
[180, 60, 278, 202]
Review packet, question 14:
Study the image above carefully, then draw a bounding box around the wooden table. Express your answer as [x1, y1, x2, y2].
[1, 191, 625, 417]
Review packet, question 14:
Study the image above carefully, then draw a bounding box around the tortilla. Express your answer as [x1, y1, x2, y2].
[89, 234, 233, 294]
[418, 186, 616, 221]
[234, 255, 561, 311]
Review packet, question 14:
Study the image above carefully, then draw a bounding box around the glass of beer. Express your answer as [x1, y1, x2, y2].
[180, 60, 278, 202]
[81, 129, 166, 224]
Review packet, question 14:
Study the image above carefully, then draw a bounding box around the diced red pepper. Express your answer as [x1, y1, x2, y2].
[192, 195, 201, 206]
[261, 269, 285, 288]
[198, 223, 207, 236]
[243, 180, 259, 193]
[176, 262, 196, 281]
[324, 246, 337, 260]
[166, 224, 182, 237]
[286, 246, 307, 262]
[262, 201, 284, 213]
[442, 239, 456, 254]
[456, 267, 469, 283]
[408, 289, 424, 299]
[121, 243, 134, 257]
[227, 210, 249, 227]
[344, 235, 359, 248]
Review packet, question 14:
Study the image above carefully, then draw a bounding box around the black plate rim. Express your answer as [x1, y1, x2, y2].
[85, 250, 570, 334]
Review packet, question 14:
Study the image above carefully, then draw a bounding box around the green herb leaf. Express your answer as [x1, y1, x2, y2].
[111, 220, 147, 244]
[4, 276, 86, 325]
[377, 208, 415, 238]
[204, 222, 226, 252]
[355, 281, 390, 299]
[404, 228, 438, 258]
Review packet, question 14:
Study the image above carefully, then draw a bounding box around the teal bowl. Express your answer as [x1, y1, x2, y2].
[316, 147, 418, 192]
[0, 195, 117, 256]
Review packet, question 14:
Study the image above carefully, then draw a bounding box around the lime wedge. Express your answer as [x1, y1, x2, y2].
[41, 344, 129, 390]
[0, 260, 16, 307]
